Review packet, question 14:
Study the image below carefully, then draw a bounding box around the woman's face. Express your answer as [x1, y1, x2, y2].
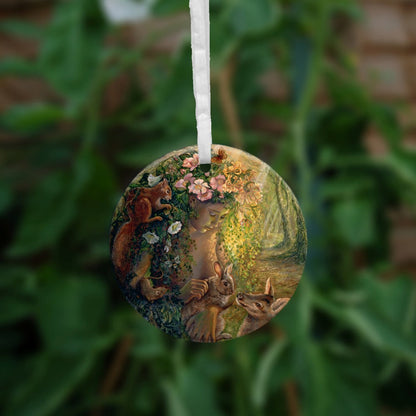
[191, 201, 228, 233]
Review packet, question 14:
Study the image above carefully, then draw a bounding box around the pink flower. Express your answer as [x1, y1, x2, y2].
[189, 179, 210, 196]
[175, 173, 195, 190]
[182, 154, 199, 171]
[197, 189, 213, 201]
[209, 175, 226, 193]
[180, 169, 186, 175]
[175, 179, 187, 190]
[184, 173, 195, 184]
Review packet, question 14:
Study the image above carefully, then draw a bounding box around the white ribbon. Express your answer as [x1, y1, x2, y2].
[190, 0, 212, 165]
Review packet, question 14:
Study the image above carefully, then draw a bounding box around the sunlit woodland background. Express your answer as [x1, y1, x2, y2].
[1, 0, 416, 415]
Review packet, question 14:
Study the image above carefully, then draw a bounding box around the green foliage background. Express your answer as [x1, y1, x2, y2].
[0, 0, 415, 415]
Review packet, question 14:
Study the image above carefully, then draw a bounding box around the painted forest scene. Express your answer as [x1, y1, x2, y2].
[110, 145, 307, 342]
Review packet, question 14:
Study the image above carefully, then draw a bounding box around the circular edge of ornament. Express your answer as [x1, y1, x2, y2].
[110, 145, 307, 342]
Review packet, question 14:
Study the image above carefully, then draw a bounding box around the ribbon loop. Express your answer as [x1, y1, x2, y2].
[190, 0, 212, 165]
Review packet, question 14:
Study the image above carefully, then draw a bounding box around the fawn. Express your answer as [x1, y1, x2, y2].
[236, 278, 289, 337]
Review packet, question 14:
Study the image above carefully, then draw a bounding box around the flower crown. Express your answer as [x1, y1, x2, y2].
[174, 150, 262, 206]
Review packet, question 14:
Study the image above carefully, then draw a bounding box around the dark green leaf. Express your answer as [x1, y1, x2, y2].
[5, 353, 95, 416]
[7, 172, 76, 257]
[0, 58, 40, 77]
[0, 104, 65, 133]
[0, 20, 44, 39]
[36, 275, 108, 353]
[332, 198, 375, 246]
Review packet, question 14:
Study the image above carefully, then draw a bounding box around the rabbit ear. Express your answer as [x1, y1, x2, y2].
[225, 263, 233, 275]
[213, 261, 222, 277]
[264, 278, 274, 297]
[272, 298, 289, 314]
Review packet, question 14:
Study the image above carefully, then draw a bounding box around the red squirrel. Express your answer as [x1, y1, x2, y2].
[112, 178, 172, 301]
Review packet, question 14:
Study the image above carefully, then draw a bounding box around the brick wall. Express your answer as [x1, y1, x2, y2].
[356, 0, 416, 272]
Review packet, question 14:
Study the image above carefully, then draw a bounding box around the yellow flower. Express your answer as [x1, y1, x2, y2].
[223, 161, 247, 177]
[235, 182, 262, 206]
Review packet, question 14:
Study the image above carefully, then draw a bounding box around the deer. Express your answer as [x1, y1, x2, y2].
[236, 278, 289, 337]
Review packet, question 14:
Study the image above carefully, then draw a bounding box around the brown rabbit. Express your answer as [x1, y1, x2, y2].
[112, 178, 172, 301]
[236, 278, 289, 337]
[182, 262, 235, 342]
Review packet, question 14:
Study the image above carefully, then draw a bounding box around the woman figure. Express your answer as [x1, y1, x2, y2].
[180, 195, 231, 303]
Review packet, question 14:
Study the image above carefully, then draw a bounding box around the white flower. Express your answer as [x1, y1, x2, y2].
[148, 174, 162, 187]
[164, 239, 172, 253]
[174, 255, 180, 264]
[143, 232, 159, 244]
[168, 221, 182, 235]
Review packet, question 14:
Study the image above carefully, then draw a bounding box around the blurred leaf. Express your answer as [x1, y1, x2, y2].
[331, 0, 363, 19]
[234, 42, 275, 118]
[343, 307, 416, 364]
[36, 274, 108, 353]
[39, 1, 106, 108]
[251, 339, 287, 410]
[314, 290, 416, 365]
[72, 153, 116, 244]
[358, 273, 415, 326]
[210, 13, 238, 68]
[332, 198, 375, 247]
[7, 171, 76, 257]
[163, 380, 190, 416]
[153, 0, 187, 15]
[298, 341, 377, 416]
[0, 181, 13, 216]
[118, 135, 194, 167]
[131, 320, 167, 358]
[371, 104, 402, 150]
[0, 296, 33, 326]
[0, 20, 44, 39]
[321, 176, 374, 199]
[0, 104, 65, 133]
[0, 266, 35, 291]
[386, 150, 416, 192]
[5, 353, 95, 416]
[174, 363, 225, 416]
[228, 0, 280, 36]
[151, 45, 194, 129]
[0, 58, 40, 77]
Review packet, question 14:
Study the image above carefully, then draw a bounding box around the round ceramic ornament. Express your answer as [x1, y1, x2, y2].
[110, 145, 307, 342]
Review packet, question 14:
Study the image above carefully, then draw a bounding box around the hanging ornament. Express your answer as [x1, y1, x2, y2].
[110, 0, 307, 342]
